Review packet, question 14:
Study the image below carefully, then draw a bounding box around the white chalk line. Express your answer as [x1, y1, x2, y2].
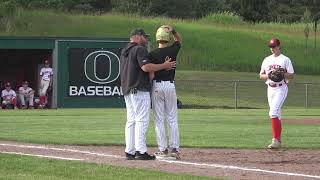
[0, 143, 122, 159]
[160, 159, 320, 179]
[1, 151, 83, 161]
[1, 143, 320, 179]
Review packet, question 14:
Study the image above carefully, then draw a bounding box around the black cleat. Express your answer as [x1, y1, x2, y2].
[135, 152, 156, 160]
[125, 153, 136, 160]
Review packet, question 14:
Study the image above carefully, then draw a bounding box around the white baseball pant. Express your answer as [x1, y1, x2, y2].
[267, 84, 288, 119]
[39, 79, 50, 96]
[152, 81, 180, 152]
[19, 94, 34, 107]
[124, 90, 151, 155]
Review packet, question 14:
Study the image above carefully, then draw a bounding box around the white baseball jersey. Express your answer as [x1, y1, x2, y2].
[1, 89, 16, 100]
[260, 53, 294, 119]
[260, 54, 294, 84]
[40, 67, 53, 81]
[19, 87, 33, 95]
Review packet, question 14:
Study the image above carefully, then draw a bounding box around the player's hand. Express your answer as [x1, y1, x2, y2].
[161, 25, 172, 31]
[163, 56, 176, 70]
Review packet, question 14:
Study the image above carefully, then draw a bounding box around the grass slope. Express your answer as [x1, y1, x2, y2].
[0, 154, 218, 180]
[0, 109, 319, 149]
[1, 10, 320, 74]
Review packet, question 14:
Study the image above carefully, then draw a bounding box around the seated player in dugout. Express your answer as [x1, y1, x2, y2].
[148, 25, 182, 159]
[18, 81, 35, 109]
[39, 58, 53, 109]
[1, 82, 18, 109]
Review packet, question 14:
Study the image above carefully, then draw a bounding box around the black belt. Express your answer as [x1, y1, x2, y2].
[268, 83, 283, 87]
[155, 80, 174, 83]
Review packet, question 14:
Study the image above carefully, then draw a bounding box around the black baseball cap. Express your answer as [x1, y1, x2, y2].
[130, 28, 149, 38]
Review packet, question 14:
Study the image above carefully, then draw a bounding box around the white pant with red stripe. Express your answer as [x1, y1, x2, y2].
[124, 91, 151, 155]
[152, 80, 180, 152]
[267, 84, 288, 119]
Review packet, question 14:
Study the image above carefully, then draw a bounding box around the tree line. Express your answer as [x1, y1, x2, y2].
[1, 0, 320, 23]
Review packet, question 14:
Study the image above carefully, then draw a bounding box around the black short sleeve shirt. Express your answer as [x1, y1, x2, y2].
[149, 41, 181, 81]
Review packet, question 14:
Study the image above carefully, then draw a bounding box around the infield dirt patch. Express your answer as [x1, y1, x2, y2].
[1, 141, 320, 180]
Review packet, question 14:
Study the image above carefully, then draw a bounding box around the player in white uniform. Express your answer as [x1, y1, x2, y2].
[1, 82, 18, 109]
[259, 38, 294, 149]
[149, 25, 182, 159]
[18, 81, 35, 109]
[39, 59, 53, 108]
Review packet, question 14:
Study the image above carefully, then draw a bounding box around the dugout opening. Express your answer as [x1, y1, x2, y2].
[0, 49, 53, 107]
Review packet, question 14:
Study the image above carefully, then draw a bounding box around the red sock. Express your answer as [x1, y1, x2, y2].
[12, 98, 17, 107]
[271, 117, 282, 142]
[40, 96, 45, 105]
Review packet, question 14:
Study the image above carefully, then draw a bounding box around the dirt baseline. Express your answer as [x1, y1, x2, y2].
[0, 141, 320, 180]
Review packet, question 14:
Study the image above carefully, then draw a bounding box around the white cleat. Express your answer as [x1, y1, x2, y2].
[268, 138, 281, 149]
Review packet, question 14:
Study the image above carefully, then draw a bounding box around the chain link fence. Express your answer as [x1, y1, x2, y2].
[176, 80, 320, 109]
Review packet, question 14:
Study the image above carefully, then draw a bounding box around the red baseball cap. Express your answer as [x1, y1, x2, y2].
[268, 38, 280, 47]
[5, 82, 11, 87]
[44, 58, 50, 64]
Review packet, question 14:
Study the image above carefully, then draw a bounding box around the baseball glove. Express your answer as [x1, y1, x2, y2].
[268, 68, 285, 82]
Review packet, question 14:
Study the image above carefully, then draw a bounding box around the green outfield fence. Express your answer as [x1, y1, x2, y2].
[175, 80, 320, 109]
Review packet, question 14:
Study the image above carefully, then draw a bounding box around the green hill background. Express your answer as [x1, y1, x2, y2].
[1, 9, 319, 75]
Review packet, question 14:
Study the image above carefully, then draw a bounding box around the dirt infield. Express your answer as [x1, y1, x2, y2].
[1, 141, 320, 180]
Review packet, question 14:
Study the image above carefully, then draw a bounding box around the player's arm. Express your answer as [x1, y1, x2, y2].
[49, 75, 53, 86]
[284, 73, 294, 80]
[28, 89, 35, 96]
[259, 69, 268, 80]
[149, 72, 155, 81]
[172, 30, 182, 43]
[284, 60, 294, 80]
[141, 59, 176, 72]
[136, 46, 176, 72]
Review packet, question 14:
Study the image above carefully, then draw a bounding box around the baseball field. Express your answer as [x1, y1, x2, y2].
[1, 108, 320, 179]
[1, 9, 320, 180]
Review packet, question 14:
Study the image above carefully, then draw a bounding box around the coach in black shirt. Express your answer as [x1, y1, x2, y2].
[120, 28, 175, 160]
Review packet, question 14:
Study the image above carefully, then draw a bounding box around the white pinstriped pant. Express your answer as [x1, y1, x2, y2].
[152, 81, 180, 152]
[124, 91, 151, 155]
[39, 79, 50, 96]
[267, 84, 288, 119]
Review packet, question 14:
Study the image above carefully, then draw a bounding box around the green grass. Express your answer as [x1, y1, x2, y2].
[0, 154, 217, 180]
[175, 71, 320, 109]
[1, 9, 320, 74]
[0, 109, 319, 149]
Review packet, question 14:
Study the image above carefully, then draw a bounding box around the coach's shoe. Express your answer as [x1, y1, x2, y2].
[136, 152, 156, 160]
[125, 153, 136, 160]
[268, 138, 281, 149]
[170, 148, 181, 159]
[154, 148, 169, 157]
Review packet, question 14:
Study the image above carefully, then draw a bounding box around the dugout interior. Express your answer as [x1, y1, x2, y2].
[0, 49, 53, 107]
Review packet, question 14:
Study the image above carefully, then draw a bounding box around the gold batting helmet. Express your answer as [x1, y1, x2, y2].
[156, 25, 173, 43]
